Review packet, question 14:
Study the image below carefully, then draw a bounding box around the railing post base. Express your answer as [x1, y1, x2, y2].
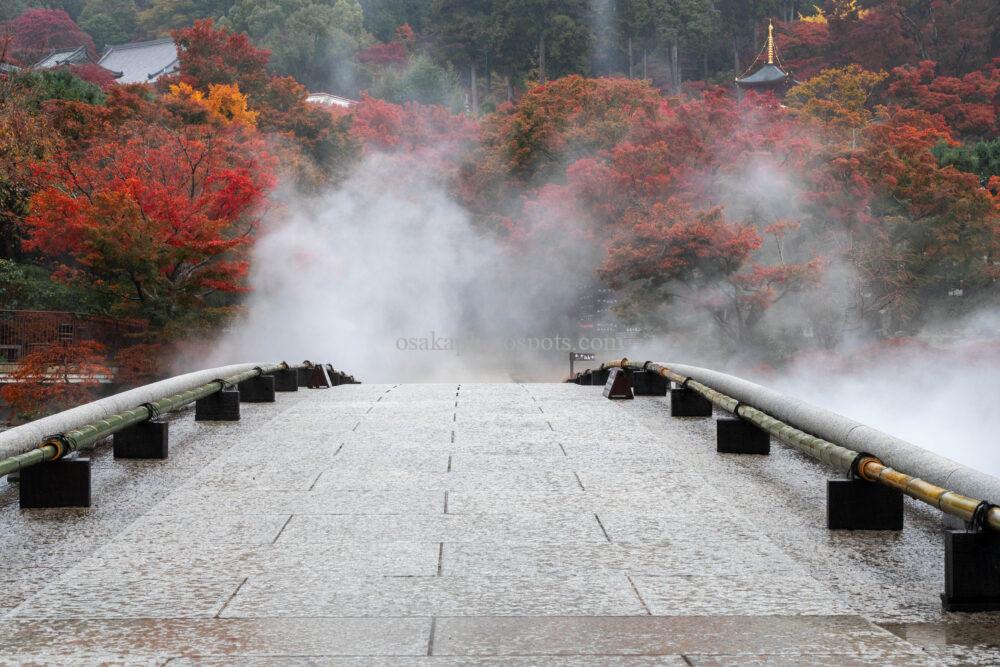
[19, 457, 91, 508]
[195, 388, 240, 421]
[113, 421, 169, 459]
[827, 478, 903, 530]
[308, 365, 332, 388]
[670, 387, 713, 417]
[630, 370, 668, 396]
[602, 368, 634, 399]
[238, 375, 276, 402]
[273, 369, 298, 392]
[716, 417, 770, 454]
[942, 529, 1000, 612]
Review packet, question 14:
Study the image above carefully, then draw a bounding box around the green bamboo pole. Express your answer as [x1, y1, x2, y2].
[0, 362, 293, 477]
[602, 358, 1000, 532]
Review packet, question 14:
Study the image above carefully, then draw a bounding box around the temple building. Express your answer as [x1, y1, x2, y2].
[735, 21, 793, 95]
[33, 39, 179, 85]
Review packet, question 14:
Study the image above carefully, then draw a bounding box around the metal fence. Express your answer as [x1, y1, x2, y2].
[0, 310, 139, 362]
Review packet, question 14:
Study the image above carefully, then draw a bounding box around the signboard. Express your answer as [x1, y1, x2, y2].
[569, 351, 595, 378]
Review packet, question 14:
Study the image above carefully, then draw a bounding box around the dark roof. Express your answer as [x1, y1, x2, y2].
[736, 63, 789, 86]
[34, 46, 93, 69]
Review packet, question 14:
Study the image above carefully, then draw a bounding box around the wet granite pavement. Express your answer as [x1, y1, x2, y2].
[0, 382, 998, 664]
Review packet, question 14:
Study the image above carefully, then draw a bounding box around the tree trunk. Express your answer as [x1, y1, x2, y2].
[670, 40, 680, 93]
[628, 35, 634, 78]
[505, 71, 513, 102]
[470, 60, 479, 115]
[642, 48, 647, 79]
[484, 51, 491, 105]
[732, 35, 740, 75]
[538, 33, 546, 83]
[703, 49, 708, 80]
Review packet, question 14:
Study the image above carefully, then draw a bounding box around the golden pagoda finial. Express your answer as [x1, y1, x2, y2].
[767, 20, 775, 65]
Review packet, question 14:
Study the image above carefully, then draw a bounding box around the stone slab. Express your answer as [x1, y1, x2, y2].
[431, 615, 921, 657]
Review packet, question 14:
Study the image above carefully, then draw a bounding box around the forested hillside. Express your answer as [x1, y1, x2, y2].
[1, 0, 998, 418]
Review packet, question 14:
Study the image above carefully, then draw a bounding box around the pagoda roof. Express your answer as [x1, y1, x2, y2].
[736, 63, 789, 86]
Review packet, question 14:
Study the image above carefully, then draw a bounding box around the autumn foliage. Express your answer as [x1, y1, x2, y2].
[1, 9, 95, 65]
[0, 341, 110, 422]
[2, 0, 999, 415]
[26, 91, 274, 333]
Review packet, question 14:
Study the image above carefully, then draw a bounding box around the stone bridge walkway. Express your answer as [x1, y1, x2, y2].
[0, 383, 998, 664]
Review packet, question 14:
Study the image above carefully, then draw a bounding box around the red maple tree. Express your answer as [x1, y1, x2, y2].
[25, 91, 276, 331]
[0, 340, 110, 422]
[1, 9, 95, 66]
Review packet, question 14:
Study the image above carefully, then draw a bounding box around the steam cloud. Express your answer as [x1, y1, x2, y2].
[206, 153, 603, 382]
[207, 144, 999, 477]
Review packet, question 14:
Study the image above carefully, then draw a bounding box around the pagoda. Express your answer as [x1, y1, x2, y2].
[735, 21, 792, 95]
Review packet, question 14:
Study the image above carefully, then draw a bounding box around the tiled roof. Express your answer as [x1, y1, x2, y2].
[97, 38, 179, 84]
[34, 46, 91, 69]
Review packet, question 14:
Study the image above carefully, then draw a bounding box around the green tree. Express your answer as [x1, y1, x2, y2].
[492, 0, 592, 85]
[370, 52, 463, 109]
[0, 1, 27, 22]
[933, 138, 1000, 185]
[615, 0, 658, 78]
[714, 0, 778, 76]
[429, 0, 492, 112]
[0, 260, 97, 310]
[11, 69, 105, 108]
[225, 0, 365, 90]
[140, 0, 237, 36]
[654, 0, 718, 91]
[79, 0, 138, 48]
[358, 0, 429, 42]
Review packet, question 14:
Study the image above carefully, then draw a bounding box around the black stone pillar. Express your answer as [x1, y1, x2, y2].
[20, 457, 91, 508]
[238, 375, 276, 402]
[195, 388, 240, 421]
[113, 421, 169, 459]
[942, 529, 1000, 611]
[827, 478, 903, 530]
[670, 387, 713, 417]
[716, 417, 770, 454]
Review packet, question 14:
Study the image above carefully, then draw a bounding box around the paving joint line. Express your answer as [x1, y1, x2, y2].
[272, 515, 294, 543]
[627, 574, 652, 615]
[594, 513, 612, 542]
[215, 577, 249, 618]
